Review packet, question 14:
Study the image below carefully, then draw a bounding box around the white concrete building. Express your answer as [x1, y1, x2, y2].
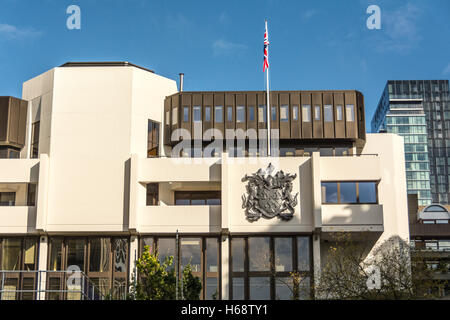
[0, 62, 409, 300]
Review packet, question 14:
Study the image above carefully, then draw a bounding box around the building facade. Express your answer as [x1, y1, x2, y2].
[371, 80, 450, 205]
[0, 62, 409, 300]
[408, 194, 450, 298]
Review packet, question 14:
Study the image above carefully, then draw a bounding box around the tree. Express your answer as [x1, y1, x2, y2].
[316, 233, 445, 300]
[129, 245, 202, 300]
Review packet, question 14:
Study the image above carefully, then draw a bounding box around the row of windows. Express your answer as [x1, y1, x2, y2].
[387, 125, 427, 134]
[0, 185, 36, 207]
[407, 181, 430, 190]
[230, 236, 311, 300]
[386, 116, 426, 125]
[141, 236, 221, 300]
[405, 153, 429, 162]
[172, 104, 356, 125]
[321, 181, 378, 204]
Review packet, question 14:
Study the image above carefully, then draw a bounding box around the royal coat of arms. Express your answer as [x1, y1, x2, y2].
[241, 163, 299, 221]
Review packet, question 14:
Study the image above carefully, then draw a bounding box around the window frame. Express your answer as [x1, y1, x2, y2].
[321, 181, 379, 204]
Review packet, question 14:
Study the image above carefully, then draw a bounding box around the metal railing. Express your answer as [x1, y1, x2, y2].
[0, 270, 106, 300]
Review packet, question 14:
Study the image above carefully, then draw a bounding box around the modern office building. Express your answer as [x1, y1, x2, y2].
[0, 62, 409, 300]
[371, 80, 450, 205]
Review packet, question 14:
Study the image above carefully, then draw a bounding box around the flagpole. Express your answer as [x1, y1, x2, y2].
[265, 19, 271, 157]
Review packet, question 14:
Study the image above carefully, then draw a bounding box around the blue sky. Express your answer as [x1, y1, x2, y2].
[0, 0, 449, 129]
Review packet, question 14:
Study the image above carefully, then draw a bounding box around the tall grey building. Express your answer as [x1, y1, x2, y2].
[371, 80, 450, 205]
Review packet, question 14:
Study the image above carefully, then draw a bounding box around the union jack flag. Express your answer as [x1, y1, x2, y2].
[263, 20, 269, 72]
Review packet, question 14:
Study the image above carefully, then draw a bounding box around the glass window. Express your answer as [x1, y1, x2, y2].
[236, 106, 245, 123]
[275, 277, 294, 300]
[292, 105, 299, 121]
[172, 107, 178, 125]
[274, 238, 292, 272]
[249, 237, 270, 271]
[358, 182, 377, 203]
[297, 237, 310, 271]
[321, 182, 338, 203]
[205, 106, 211, 121]
[113, 238, 128, 273]
[146, 183, 158, 205]
[27, 184, 36, 206]
[165, 111, 170, 125]
[232, 278, 245, 300]
[346, 104, 355, 122]
[324, 105, 333, 122]
[271, 106, 277, 121]
[49, 238, 63, 271]
[280, 105, 289, 122]
[1, 238, 22, 270]
[193, 106, 201, 122]
[158, 238, 175, 266]
[314, 105, 320, 120]
[320, 148, 333, 156]
[89, 238, 111, 272]
[249, 277, 271, 300]
[206, 238, 218, 273]
[302, 105, 311, 122]
[0, 192, 15, 206]
[340, 182, 357, 203]
[232, 238, 244, 272]
[335, 148, 349, 156]
[181, 238, 201, 273]
[214, 106, 223, 123]
[31, 121, 40, 159]
[206, 277, 218, 300]
[227, 106, 233, 122]
[147, 120, 160, 158]
[66, 239, 86, 271]
[258, 105, 267, 122]
[183, 106, 189, 122]
[249, 106, 255, 121]
[336, 105, 343, 121]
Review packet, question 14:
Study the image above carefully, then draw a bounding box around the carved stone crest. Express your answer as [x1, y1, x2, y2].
[241, 163, 298, 221]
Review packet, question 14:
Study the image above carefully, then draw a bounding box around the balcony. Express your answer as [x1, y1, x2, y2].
[0, 206, 36, 233]
[321, 204, 384, 232]
[0, 159, 40, 183]
[138, 205, 221, 233]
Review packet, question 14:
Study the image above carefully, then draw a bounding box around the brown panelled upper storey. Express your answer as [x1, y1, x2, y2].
[0, 96, 28, 148]
[164, 91, 366, 148]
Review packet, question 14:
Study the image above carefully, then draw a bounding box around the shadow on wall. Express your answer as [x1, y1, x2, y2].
[123, 158, 130, 230]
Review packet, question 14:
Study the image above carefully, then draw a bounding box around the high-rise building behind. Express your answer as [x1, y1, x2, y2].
[372, 80, 450, 205]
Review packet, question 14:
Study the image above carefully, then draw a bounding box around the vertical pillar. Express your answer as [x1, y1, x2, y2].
[37, 235, 48, 300]
[36, 154, 49, 231]
[129, 235, 138, 294]
[220, 235, 229, 300]
[312, 232, 321, 299]
[311, 151, 322, 299]
[220, 152, 230, 300]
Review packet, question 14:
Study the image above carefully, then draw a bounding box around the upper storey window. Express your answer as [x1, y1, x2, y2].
[31, 121, 40, 159]
[172, 107, 178, 125]
[346, 105, 355, 122]
[324, 105, 333, 122]
[0, 192, 15, 206]
[193, 106, 201, 122]
[280, 105, 289, 122]
[183, 106, 189, 122]
[236, 106, 245, 123]
[336, 105, 343, 121]
[321, 182, 378, 204]
[214, 106, 223, 123]
[258, 105, 267, 122]
[302, 105, 311, 122]
[314, 106, 321, 121]
[147, 120, 160, 158]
